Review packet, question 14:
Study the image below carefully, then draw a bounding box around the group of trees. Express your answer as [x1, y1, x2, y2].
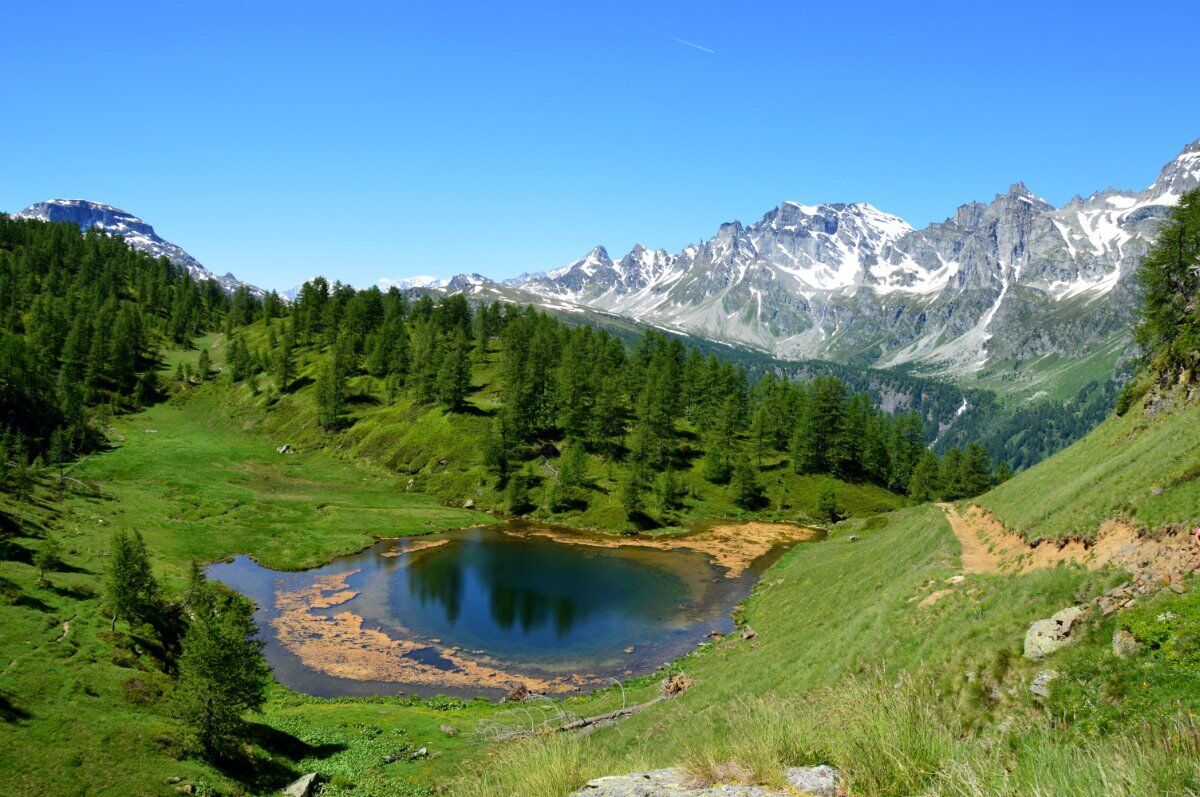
[102, 530, 268, 757]
[260, 282, 1007, 515]
[0, 214, 248, 478]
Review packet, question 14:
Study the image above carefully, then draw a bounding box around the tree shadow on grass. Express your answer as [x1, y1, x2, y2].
[211, 721, 346, 793]
[0, 691, 31, 723]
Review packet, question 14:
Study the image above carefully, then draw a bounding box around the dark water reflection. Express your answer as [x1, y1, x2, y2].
[208, 523, 795, 698]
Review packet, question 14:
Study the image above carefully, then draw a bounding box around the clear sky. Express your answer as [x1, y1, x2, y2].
[2, 0, 1198, 292]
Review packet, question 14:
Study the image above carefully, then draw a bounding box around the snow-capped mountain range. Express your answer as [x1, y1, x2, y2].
[14, 199, 264, 297]
[428, 138, 1199, 381]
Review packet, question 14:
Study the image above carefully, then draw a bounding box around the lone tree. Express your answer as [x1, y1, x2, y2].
[33, 535, 63, 585]
[104, 530, 158, 630]
[176, 582, 269, 758]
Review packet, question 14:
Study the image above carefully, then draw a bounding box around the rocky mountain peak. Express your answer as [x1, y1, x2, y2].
[15, 199, 262, 297]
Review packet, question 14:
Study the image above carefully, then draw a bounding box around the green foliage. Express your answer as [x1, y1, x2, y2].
[175, 582, 270, 756]
[817, 484, 840, 523]
[731, 454, 764, 510]
[32, 536, 63, 583]
[104, 529, 158, 630]
[315, 354, 347, 430]
[1135, 188, 1200, 375]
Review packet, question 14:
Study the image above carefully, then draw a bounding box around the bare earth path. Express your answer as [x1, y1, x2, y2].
[939, 502, 1006, 574]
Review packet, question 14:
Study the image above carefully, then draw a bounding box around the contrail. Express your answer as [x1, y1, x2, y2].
[668, 35, 715, 54]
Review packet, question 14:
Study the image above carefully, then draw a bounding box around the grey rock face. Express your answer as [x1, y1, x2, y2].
[509, 139, 1200, 380]
[570, 766, 841, 796]
[15, 199, 263, 297]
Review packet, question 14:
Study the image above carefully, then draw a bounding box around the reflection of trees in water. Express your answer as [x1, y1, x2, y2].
[487, 583, 578, 636]
[406, 549, 463, 624]
[404, 537, 590, 638]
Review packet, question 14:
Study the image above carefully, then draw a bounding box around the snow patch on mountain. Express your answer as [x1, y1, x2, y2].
[15, 199, 264, 297]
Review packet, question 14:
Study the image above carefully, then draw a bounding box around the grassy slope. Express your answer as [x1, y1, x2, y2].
[978, 389, 1200, 540]
[454, 506, 1135, 796]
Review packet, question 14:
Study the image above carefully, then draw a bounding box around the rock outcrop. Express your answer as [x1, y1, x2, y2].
[570, 766, 841, 796]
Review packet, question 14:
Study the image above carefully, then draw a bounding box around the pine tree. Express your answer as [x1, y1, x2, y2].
[656, 468, 678, 518]
[314, 355, 346, 430]
[175, 582, 269, 757]
[907, 450, 942, 502]
[817, 484, 840, 523]
[505, 465, 534, 515]
[104, 530, 158, 630]
[1134, 188, 1200, 373]
[731, 453, 764, 510]
[435, 333, 472, 409]
[195, 348, 211, 382]
[273, 335, 296, 391]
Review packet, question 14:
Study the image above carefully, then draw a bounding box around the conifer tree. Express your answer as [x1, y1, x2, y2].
[314, 355, 346, 430]
[104, 530, 158, 630]
[907, 450, 942, 502]
[175, 582, 269, 758]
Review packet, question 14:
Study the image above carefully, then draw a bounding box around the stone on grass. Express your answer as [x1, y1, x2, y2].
[1024, 605, 1087, 659]
[1030, 669, 1059, 699]
[570, 766, 841, 796]
[1112, 628, 1140, 657]
[785, 764, 841, 796]
[282, 772, 320, 797]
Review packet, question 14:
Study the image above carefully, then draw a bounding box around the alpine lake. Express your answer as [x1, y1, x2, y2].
[209, 521, 819, 699]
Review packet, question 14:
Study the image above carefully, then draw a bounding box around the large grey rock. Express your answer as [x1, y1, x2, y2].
[1024, 605, 1088, 659]
[282, 772, 320, 797]
[570, 766, 841, 796]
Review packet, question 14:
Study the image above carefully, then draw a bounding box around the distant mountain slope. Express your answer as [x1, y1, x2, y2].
[15, 199, 263, 297]
[422, 139, 1200, 389]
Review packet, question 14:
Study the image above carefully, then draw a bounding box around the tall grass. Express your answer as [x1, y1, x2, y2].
[453, 675, 1200, 797]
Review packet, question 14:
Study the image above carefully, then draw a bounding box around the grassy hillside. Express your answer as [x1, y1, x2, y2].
[454, 505, 1200, 797]
[978, 387, 1200, 540]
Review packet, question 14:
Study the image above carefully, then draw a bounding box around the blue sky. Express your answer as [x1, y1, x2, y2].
[2, 1, 1198, 292]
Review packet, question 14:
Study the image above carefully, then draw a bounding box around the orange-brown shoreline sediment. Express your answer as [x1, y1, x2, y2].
[507, 520, 820, 578]
[272, 571, 594, 693]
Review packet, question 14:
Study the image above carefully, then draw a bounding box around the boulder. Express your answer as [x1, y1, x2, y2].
[463, 499, 475, 509]
[1030, 669, 1059, 699]
[1024, 605, 1087, 659]
[785, 765, 842, 796]
[570, 766, 840, 796]
[1112, 628, 1140, 657]
[277, 443, 294, 455]
[282, 773, 320, 797]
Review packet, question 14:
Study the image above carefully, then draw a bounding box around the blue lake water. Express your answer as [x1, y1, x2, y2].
[208, 523, 792, 698]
